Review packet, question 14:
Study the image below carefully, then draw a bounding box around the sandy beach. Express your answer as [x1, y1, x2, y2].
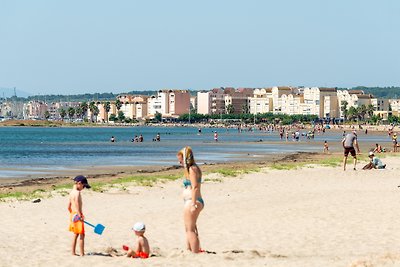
[1, 153, 400, 267]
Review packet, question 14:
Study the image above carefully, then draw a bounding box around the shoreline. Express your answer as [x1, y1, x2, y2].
[0, 151, 327, 196]
[0, 119, 398, 132]
[1, 144, 397, 197]
[5, 148, 394, 198]
[0, 125, 397, 197]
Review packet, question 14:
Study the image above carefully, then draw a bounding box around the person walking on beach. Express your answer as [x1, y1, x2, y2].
[177, 147, 204, 253]
[342, 130, 361, 171]
[68, 175, 91, 256]
[323, 140, 329, 153]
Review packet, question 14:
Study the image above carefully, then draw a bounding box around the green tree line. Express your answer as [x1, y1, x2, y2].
[178, 112, 319, 125]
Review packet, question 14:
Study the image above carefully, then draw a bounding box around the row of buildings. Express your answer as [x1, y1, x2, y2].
[2, 87, 400, 122]
[16, 90, 191, 122]
[198, 86, 397, 120]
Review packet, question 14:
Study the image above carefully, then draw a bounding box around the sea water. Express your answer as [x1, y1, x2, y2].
[0, 126, 386, 178]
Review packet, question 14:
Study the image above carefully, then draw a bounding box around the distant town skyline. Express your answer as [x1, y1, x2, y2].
[1, 0, 399, 95]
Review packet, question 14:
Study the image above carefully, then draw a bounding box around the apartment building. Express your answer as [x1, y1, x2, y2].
[389, 99, 400, 116]
[224, 88, 254, 114]
[337, 90, 373, 118]
[301, 87, 338, 118]
[114, 95, 149, 121]
[198, 87, 254, 115]
[210, 88, 225, 115]
[23, 100, 48, 119]
[195, 88, 226, 115]
[190, 96, 196, 112]
[197, 88, 228, 115]
[48, 102, 80, 119]
[147, 90, 190, 118]
[0, 101, 13, 117]
[281, 92, 303, 115]
[248, 88, 273, 114]
[197, 91, 211, 115]
[271, 86, 293, 113]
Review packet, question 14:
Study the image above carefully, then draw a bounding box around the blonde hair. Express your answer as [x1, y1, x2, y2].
[177, 146, 195, 177]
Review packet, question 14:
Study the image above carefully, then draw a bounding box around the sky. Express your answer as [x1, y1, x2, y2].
[0, 0, 399, 95]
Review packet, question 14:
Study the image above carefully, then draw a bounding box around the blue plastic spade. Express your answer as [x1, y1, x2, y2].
[71, 214, 105, 235]
[84, 221, 105, 235]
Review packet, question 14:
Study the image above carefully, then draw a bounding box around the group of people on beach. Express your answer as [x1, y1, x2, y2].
[69, 125, 398, 259]
[341, 130, 388, 171]
[68, 146, 204, 259]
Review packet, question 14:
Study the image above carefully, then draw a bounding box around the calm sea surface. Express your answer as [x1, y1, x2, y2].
[0, 126, 389, 178]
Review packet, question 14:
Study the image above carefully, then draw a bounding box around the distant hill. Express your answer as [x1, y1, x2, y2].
[26, 92, 118, 102]
[2, 87, 399, 102]
[24, 91, 156, 102]
[0, 87, 32, 98]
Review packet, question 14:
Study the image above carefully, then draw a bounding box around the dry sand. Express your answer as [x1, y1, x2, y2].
[1, 156, 400, 267]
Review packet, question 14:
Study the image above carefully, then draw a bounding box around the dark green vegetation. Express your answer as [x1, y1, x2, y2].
[338, 86, 400, 99]
[178, 113, 319, 125]
[6, 90, 157, 102]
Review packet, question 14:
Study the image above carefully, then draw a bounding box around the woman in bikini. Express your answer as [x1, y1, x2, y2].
[177, 146, 204, 253]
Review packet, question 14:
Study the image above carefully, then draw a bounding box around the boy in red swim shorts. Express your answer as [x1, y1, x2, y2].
[68, 175, 91, 256]
[124, 222, 150, 259]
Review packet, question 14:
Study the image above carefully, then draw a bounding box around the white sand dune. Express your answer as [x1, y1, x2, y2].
[1, 156, 400, 267]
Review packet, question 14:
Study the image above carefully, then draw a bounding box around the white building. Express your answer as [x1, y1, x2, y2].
[271, 87, 293, 114]
[248, 88, 273, 114]
[147, 90, 190, 118]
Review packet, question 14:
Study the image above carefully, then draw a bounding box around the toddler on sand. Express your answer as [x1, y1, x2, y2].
[123, 222, 150, 259]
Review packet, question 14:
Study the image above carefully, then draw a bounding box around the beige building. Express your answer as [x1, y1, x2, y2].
[95, 101, 117, 122]
[337, 90, 373, 118]
[114, 95, 149, 121]
[197, 88, 228, 115]
[48, 102, 80, 120]
[271, 86, 293, 113]
[197, 86, 397, 119]
[23, 100, 48, 119]
[389, 99, 400, 116]
[302, 87, 338, 118]
[248, 88, 273, 114]
[198, 87, 255, 115]
[281, 92, 303, 115]
[371, 98, 389, 112]
[194, 88, 224, 115]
